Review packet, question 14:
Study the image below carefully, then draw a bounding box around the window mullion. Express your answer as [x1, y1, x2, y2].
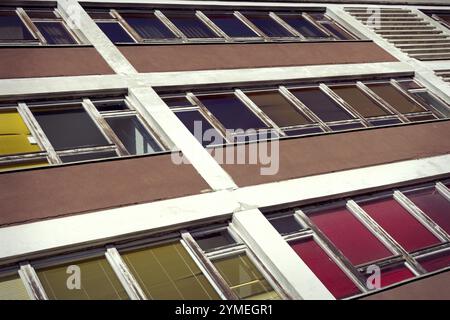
[233, 11, 268, 39]
[18, 262, 48, 300]
[17, 8, 47, 44]
[269, 12, 305, 40]
[154, 10, 187, 41]
[195, 11, 230, 41]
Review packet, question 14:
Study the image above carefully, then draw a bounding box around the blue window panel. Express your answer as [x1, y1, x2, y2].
[164, 11, 219, 38]
[242, 12, 293, 37]
[97, 22, 135, 43]
[205, 12, 258, 38]
[35, 22, 76, 44]
[121, 13, 177, 39]
[0, 11, 35, 41]
[277, 14, 328, 38]
[175, 110, 224, 146]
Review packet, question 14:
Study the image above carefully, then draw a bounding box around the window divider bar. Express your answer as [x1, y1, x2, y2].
[302, 12, 334, 38]
[154, 10, 187, 41]
[104, 246, 147, 300]
[16, 7, 47, 44]
[18, 262, 48, 300]
[110, 9, 142, 43]
[195, 11, 230, 41]
[233, 11, 268, 40]
[390, 79, 437, 117]
[436, 182, 450, 202]
[269, 12, 305, 40]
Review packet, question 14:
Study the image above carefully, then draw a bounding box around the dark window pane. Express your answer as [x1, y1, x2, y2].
[121, 13, 177, 39]
[60, 151, 117, 163]
[205, 13, 258, 37]
[291, 238, 360, 299]
[291, 87, 353, 122]
[369, 118, 402, 127]
[164, 11, 218, 38]
[93, 100, 129, 112]
[407, 114, 436, 122]
[320, 22, 352, 40]
[33, 105, 109, 150]
[243, 12, 293, 37]
[175, 110, 224, 146]
[308, 206, 393, 265]
[87, 11, 113, 20]
[329, 122, 364, 131]
[397, 80, 423, 90]
[97, 22, 135, 43]
[25, 9, 57, 19]
[366, 83, 426, 114]
[363, 264, 414, 289]
[35, 22, 76, 44]
[284, 126, 323, 136]
[106, 116, 162, 155]
[418, 250, 450, 272]
[278, 14, 328, 38]
[245, 91, 311, 127]
[231, 130, 278, 143]
[198, 94, 268, 131]
[163, 96, 193, 108]
[331, 85, 389, 118]
[404, 188, 450, 235]
[269, 215, 304, 235]
[194, 230, 236, 251]
[359, 197, 441, 252]
[412, 91, 450, 117]
[0, 11, 35, 41]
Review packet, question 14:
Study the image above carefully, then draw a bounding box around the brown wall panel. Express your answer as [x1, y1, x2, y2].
[362, 270, 450, 300]
[217, 121, 450, 187]
[119, 41, 396, 73]
[0, 154, 210, 226]
[0, 46, 114, 79]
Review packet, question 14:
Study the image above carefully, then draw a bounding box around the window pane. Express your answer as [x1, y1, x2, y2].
[93, 100, 130, 112]
[290, 238, 360, 299]
[0, 159, 48, 172]
[284, 126, 323, 136]
[0, 110, 41, 156]
[412, 91, 450, 117]
[36, 257, 128, 300]
[122, 242, 219, 300]
[164, 11, 218, 38]
[60, 151, 117, 163]
[106, 116, 162, 155]
[369, 118, 402, 127]
[163, 96, 193, 108]
[243, 12, 293, 37]
[121, 13, 176, 39]
[404, 188, 450, 235]
[278, 14, 328, 38]
[175, 110, 224, 147]
[194, 230, 236, 251]
[329, 122, 364, 131]
[97, 22, 135, 43]
[269, 215, 304, 235]
[205, 12, 258, 37]
[330, 85, 389, 118]
[418, 250, 450, 272]
[364, 264, 414, 288]
[359, 197, 441, 252]
[245, 91, 311, 127]
[320, 22, 352, 40]
[291, 87, 353, 122]
[0, 11, 35, 41]
[366, 83, 426, 114]
[0, 274, 29, 300]
[198, 94, 268, 130]
[35, 22, 76, 44]
[26, 9, 57, 19]
[308, 207, 393, 266]
[33, 105, 109, 150]
[213, 253, 280, 300]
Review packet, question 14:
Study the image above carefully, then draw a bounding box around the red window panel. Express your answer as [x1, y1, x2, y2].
[290, 238, 360, 299]
[360, 198, 441, 252]
[308, 207, 393, 266]
[418, 250, 450, 272]
[364, 264, 415, 289]
[405, 188, 450, 235]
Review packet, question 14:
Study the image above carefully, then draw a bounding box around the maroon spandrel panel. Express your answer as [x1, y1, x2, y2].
[365, 264, 415, 289]
[418, 250, 450, 273]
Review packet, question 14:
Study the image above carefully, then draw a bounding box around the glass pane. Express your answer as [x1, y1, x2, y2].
[0, 159, 48, 172]
[243, 12, 293, 37]
[320, 22, 352, 40]
[364, 264, 414, 289]
[329, 122, 364, 131]
[175, 110, 224, 147]
[60, 151, 117, 163]
[93, 100, 129, 112]
[35, 22, 76, 44]
[122, 242, 219, 300]
[411, 91, 450, 117]
[291, 87, 353, 122]
[418, 250, 450, 272]
[0, 11, 35, 41]
[331, 85, 389, 118]
[36, 256, 128, 300]
[407, 114, 436, 122]
[291, 238, 360, 299]
[213, 253, 280, 300]
[284, 126, 323, 136]
[198, 94, 268, 131]
[369, 118, 402, 127]
[106, 116, 162, 155]
[97, 22, 135, 43]
[26, 9, 57, 19]
[245, 91, 311, 127]
[269, 215, 304, 235]
[194, 230, 236, 251]
[164, 11, 218, 38]
[366, 83, 426, 114]
[278, 14, 328, 38]
[308, 207, 393, 266]
[0, 274, 29, 300]
[404, 188, 450, 235]
[0, 110, 41, 155]
[163, 96, 192, 108]
[205, 12, 258, 37]
[121, 13, 176, 39]
[33, 105, 109, 151]
[230, 130, 278, 143]
[359, 197, 441, 252]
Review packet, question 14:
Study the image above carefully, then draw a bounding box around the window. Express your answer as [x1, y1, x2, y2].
[417, 249, 450, 272]
[308, 12, 354, 40]
[163, 11, 218, 39]
[59, 151, 117, 163]
[97, 22, 135, 43]
[36, 256, 128, 300]
[290, 238, 361, 299]
[121, 242, 220, 300]
[242, 12, 293, 38]
[269, 214, 305, 235]
[0, 10, 35, 42]
[0, 274, 30, 300]
[194, 229, 237, 251]
[0, 159, 48, 171]
[277, 13, 328, 38]
[205, 12, 258, 38]
[213, 253, 280, 300]
[34, 21, 76, 44]
[364, 263, 415, 289]
[174, 110, 224, 147]
[121, 12, 177, 40]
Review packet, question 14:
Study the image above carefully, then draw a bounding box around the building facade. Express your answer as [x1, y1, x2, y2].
[0, 0, 450, 300]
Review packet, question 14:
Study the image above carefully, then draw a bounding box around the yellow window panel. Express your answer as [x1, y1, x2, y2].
[0, 135, 41, 156]
[0, 160, 48, 172]
[0, 110, 32, 135]
[0, 275, 30, 300]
